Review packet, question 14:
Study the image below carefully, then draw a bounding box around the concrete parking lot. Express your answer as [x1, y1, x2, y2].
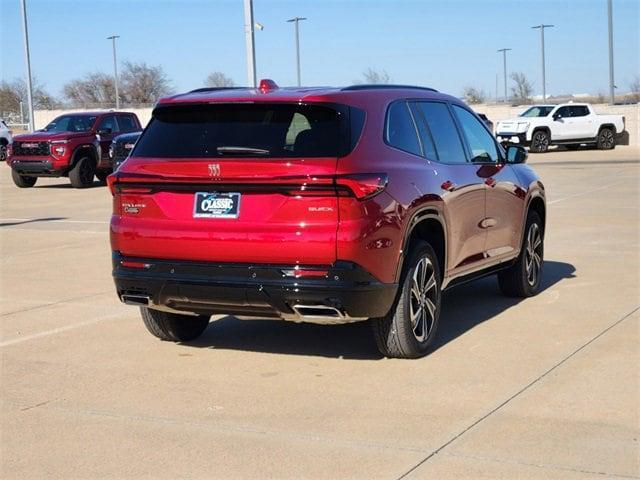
[1, 147, 638, 479]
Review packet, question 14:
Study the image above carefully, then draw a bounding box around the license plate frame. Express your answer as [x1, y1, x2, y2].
[193, 192, 241, 219]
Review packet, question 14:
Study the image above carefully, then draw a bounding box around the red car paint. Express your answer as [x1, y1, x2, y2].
[110, 81, 545, 322]
[7, 111, 141, 186]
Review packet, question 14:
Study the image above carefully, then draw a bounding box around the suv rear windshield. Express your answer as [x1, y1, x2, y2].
[134, 103, 362, 158]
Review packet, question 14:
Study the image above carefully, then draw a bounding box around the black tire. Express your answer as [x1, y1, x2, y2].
[498, 211, 544, 297]
[530, 130, 550, 153]
[69, 156, 95, 188]
[0, 142, 7, 162]
[372, 241, 441, 359]
[597, 127, 615, 150]
[11, 169, 37, 188]
[95, 170, 110, 183]
[140, 307, 210, 342]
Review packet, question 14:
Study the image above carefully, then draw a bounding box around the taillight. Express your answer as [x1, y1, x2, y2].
[107, 174, 118, 195]
[336, 173, 388, 200]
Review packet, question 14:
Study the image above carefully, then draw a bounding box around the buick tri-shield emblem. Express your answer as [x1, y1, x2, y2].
[208, 163, 221, 178]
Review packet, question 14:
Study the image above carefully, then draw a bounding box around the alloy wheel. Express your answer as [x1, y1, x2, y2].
[533, 132, 549, 151]
[409, 256, 438, 342]
[80, 160, 93, 185]
[600, 129, 614, 149]
[525, 223, 543, 286]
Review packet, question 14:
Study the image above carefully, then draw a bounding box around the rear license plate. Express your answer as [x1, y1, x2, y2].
[193, 192, 241, 219]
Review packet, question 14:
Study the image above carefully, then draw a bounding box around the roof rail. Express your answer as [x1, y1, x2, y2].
[342, 84, 438, 93]
[188, 86, 250, 94]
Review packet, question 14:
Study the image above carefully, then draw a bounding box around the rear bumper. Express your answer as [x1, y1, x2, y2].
[9, 159, 66, 176]
[112, 253, 398, 324]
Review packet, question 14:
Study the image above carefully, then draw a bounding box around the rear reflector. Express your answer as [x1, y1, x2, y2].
[281, 268, 329, 278]
[120, 260, 152, 269]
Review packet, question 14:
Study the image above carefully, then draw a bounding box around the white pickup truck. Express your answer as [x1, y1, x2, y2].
[495, 103, 626, 153]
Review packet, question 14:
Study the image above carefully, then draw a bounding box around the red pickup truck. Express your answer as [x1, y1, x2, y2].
[7, 111, 142, 188]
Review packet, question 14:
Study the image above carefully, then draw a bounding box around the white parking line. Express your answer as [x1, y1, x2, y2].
[0, 218, 109, 225]
[548, 179, 631, 205]
[0, 311, 125, 348]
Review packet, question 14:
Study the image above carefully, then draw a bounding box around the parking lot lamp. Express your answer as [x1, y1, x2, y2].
[286, 17, 307, 87]
[20, 0, 35, 132]
[531, 24, 554, 101]
[497, 48, 512, 103]
[607, 0, 615, 104]
[107, 35, 120, 109]
[243, 0, 257, 87]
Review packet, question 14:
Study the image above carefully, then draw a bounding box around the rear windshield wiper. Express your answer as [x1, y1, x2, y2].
[216, 146, 270, 156]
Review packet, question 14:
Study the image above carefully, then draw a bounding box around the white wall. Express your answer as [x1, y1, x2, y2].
[33, 103, 639, 146]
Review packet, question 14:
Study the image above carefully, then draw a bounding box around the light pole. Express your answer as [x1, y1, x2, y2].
[607, 0, 615, 104]
[531, 24, 553, 101]
[286, 17, 306, 87]
[243, 0, 257, 87]
[497, 48, 512, 103]
[19, 0, 35, 132]
[107, 35, 120, 108]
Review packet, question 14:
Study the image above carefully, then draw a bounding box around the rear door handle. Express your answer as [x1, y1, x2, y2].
[485, 178, 497, 188]
[441, 180, 456, 192]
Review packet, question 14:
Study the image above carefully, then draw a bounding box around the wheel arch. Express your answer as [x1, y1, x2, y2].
[531, 125, 551, 139]
[526, 193, 546, 236]
[70, 144, 98, 169]
[598, 123, 616, 134]
[397, 208, 447, 283]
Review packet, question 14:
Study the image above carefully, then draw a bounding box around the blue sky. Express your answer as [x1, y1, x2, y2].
[1, 0, 638, 99]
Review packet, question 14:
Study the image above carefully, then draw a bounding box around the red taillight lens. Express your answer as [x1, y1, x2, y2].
[107, 174, 118, 195]
[336, 173, 388, 200]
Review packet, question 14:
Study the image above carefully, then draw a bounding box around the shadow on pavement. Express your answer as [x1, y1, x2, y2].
[184, 260, 576, 360]
[0, 216, 67, 227]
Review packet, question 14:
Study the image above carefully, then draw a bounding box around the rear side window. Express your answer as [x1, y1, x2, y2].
[98, 115, 119, 133]
[385, 101, 422, 156]
[134, 104, 355, 158]
[414, 102, 467, 164]
[118, 115, 138, 132]
[452, 105, 499, 163]
[569, 106, 589, 117]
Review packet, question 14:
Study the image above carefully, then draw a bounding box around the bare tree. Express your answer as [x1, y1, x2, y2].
[1, 78, 59, 120]
[205, 72, 235, 88]
[629, 75, 640, 103]
[359, 68, 391, 84]
[510, 72, 533, 104]
[462, 86, 487, 104]
[120, 61, 172, 105]
[63, 72, 115, 107]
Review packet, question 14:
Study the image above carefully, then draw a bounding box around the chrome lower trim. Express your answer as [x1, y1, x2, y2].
[282, 304, 368, 325]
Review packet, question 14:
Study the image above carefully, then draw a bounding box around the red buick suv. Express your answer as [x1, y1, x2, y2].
[109, 80, 545, 358]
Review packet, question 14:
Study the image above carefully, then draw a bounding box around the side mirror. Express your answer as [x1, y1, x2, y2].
[552, 113, 561, 121]
[97, 128, 112, 135]
[506, 145, 527, 164]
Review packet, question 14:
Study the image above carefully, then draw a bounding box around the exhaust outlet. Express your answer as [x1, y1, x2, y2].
[121, 294, 150, 306]
[292, 304, 344, 319]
